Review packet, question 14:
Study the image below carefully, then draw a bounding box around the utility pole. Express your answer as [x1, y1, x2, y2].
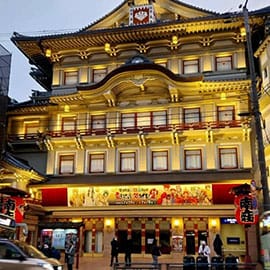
[241, 0, 270, 212]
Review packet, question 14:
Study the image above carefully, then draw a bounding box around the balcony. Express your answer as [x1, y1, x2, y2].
[7, 119, 246, 149]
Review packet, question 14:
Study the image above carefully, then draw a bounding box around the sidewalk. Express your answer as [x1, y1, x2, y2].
[63, 254, 182, 270]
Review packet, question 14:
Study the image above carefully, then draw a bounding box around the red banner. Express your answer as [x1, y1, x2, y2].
[234, 195, 259, 225]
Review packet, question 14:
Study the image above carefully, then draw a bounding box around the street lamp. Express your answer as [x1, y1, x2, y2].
[240, 0, 270, 212]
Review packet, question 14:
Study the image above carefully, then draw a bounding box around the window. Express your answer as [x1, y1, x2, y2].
[153, 111, 167, 126]
[93, 68, 107, 83]
[91, 115, 106, 130]
[122, 113, 135, 129]
[137, 112, 151, 128]
[89, 153, 105, 173]
[184, 108, 201, 124]
[216, 56, 232, 71]
[219, 148, 238, 169]
[152, 150, 168, 171]
[217, 106, 234, 121]
[24, 121, 39, 135]
[185, 149, 202, 170]
[62, 117, 76, 134]
[59, 155, 75, 174]
[120, 152, 136, 172]
[64, 71, 78, 85]
[183, 59, 199, 74]
[121, 111, 167, 130]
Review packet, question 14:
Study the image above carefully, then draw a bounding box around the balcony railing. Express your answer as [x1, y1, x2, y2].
[8, 119, 246, 142]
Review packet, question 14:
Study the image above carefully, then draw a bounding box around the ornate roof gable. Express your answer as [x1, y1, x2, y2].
[81, 0, 217, 31]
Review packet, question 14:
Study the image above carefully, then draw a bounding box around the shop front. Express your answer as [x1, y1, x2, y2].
[39, 182, 250, 258]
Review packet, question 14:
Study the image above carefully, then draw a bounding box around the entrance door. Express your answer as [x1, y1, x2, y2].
[118, 230, 128, 253]
[131, 230, 141, 253]
[145, 230, 155, 254]
[95, 231, 103, 253]
[198, 231, 208, 246]
[186, 231, 195, 255]
[160, 230, 171, 254]
[84, 230, 92, 253]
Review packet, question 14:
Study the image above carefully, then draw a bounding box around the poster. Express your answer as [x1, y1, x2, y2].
[68, 184, 212, 207]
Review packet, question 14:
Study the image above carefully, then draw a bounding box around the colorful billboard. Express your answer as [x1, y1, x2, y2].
[67, 184, 212, 207]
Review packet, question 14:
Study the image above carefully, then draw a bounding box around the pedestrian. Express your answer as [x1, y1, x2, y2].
[124, 235, 133, 266]
[110, 236, 119, 267]
[51, 246, 61, 260]
[151, 239, 161, 266]
[198, 240, 211, 263]
[213, 234, 223, 256]
[65, 240, 76, 270]
[41, 243, 52, 258]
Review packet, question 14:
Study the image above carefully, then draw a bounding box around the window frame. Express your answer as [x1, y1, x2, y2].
[219, 147, 238, 169]
[91, 115, 106, 130]
[89, 153, 105, 173]
[215, 56, 233, 71]
[120, 152, 136, 172]
[61, 117, 77, 134]
[152, 150, 169, 171]
[183, 59, 199, 74]
[217, 106, 235, 122]
[183, 108, 201, 124]
[59, 154, 75, 175]
[24, 121, 39, 135]
[92, 68, 107, 83]
[184, 149, 202, 170]
[121, 111, 167, 130]
[64, 70, 78, 85]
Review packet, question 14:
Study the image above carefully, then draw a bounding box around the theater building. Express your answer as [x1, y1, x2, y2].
[7, 0, 270, 261]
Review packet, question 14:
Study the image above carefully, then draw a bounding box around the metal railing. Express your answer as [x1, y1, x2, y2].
[8, 120, 245, 142]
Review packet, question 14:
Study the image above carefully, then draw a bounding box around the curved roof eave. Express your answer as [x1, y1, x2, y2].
[1, 152, 47, 183]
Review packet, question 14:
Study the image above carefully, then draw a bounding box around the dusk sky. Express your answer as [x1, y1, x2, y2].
[0, 0, 269, 102]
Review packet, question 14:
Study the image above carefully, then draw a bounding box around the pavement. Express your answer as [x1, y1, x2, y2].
[61, 254, 261, 270]
[62, 254, 181, 270]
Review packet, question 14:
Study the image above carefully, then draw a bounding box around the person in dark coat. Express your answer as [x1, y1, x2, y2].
[213, 234, 223, 256]
[110, 236, 119, 267]
[41, 243, 52, 258]
[151, 239, 161, 266]
[51, 246, 61, 260]
[124, 236, 133, 266]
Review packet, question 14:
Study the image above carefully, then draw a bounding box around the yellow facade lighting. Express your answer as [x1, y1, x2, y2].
[240, 26, 246, 37]
[220, 92, 227, 100]
[172, 35, 178, 45]
[105, 218, 113, 232]
[104, 43, 111, 53]
[45, 48, 52, 58]
[64, 105, 70, 113]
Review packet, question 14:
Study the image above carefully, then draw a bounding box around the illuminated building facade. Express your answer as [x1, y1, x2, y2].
[255, 32, 270, 266]
[7, 0, 270, 261]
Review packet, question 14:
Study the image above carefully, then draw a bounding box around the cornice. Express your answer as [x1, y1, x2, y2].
[254, 35, 270, 57]
[12, 16, 260, 62]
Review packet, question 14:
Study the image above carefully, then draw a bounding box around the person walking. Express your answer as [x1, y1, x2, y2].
[110, 236, 119, 267]
[65, 240, 76, 270]
[213, 234, 223, 256]
[151, 239, 161, 266]
[124, 235, 133, 266]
